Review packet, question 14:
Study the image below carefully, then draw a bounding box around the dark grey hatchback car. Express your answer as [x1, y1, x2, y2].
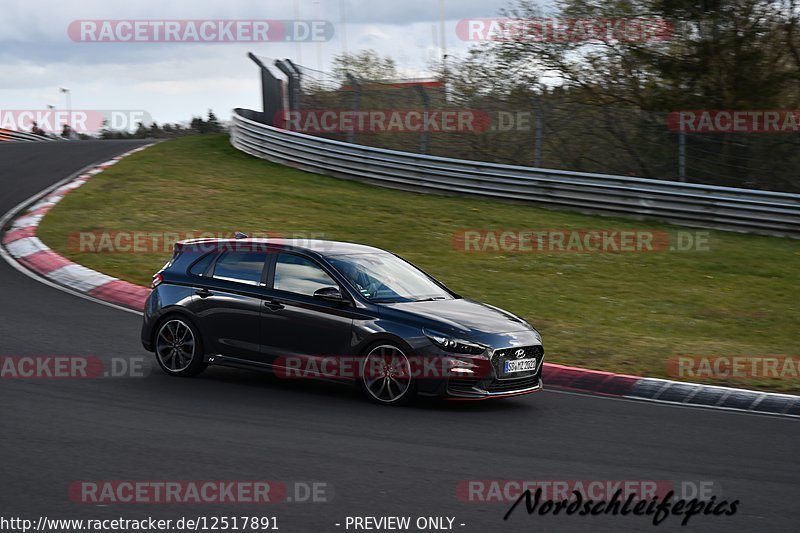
[141, 237, 544, 405]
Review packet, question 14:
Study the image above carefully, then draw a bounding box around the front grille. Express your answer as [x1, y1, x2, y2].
[492, 345, 543, 377]
[485, 374, 540, 393]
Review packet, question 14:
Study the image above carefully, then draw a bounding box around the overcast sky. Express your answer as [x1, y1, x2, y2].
[0, 0, 525, 128]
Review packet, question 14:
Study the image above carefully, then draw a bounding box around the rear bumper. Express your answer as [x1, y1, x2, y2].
[141, 317, 154, 352]
[140, 290, 158, 352]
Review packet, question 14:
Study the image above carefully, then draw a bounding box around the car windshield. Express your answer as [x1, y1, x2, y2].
[328, 253, 453, 303]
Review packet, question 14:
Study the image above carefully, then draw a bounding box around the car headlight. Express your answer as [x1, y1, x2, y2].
[423, 328, 486, 355]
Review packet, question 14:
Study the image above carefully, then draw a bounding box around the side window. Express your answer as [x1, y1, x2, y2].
[189, 252, 217, 277]
[274, 253, 337, 297]
[212, 251, 266, 285]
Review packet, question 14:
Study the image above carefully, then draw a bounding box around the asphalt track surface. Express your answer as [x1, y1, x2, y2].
[0, 141, 798, 533]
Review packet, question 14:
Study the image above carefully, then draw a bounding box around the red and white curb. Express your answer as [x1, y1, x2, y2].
[0, 146, 153, 311]
[542, 364, 800, 417]
[1, 145, 798, 417]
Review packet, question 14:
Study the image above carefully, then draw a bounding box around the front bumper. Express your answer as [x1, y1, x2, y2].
[412, 330, 544, 399]
[446, 374, 543, 399]
[447, 330, 544, 399]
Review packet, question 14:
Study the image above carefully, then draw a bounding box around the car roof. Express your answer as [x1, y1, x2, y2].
[178, 238, 390, 257]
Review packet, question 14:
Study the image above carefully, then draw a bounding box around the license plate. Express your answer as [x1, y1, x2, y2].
[504, 358, 537, 374]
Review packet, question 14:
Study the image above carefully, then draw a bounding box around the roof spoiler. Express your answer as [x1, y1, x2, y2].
[172, 232, 255, 255]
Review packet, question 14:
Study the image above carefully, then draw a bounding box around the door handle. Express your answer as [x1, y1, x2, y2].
[264, 300, 285, 311]
[195, 288, 212, 299]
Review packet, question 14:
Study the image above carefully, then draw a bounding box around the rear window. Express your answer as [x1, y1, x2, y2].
[211, 251, 266, 285]
[188, 252, 217, 277]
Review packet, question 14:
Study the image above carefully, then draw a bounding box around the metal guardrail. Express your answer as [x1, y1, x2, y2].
[231, 108, 800, 239]
[0, 129, 56, 142]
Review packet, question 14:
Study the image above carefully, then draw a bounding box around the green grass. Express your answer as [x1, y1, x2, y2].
[37, 134, 800, 392]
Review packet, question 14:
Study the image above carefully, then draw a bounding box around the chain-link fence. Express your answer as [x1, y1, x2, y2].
[248, 55, 800, 193]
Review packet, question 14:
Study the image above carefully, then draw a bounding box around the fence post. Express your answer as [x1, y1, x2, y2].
[678, 131, 686, 182]
[285, 59, 304, 111]
[533, 95, 544, 168]
[415, 85, 431, 154]
[345, 73, 361, 145]
[275, 60, 301, 112]
[247, 53, 284, 125]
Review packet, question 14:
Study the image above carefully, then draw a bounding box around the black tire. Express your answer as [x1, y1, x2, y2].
[153, 315, 207, 377]
[359, 342, 417, 406]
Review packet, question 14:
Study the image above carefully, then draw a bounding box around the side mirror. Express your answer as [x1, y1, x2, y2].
[313, 286, 345, 303]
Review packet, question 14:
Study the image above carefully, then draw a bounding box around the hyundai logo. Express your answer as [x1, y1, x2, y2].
[514, 349, 526, 359]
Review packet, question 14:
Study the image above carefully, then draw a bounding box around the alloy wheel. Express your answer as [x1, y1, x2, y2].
[156, 319, 196, 373]
[362, 345, 412, 403]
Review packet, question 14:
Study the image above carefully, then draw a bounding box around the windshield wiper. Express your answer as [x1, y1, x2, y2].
[370, 296, 448, 303]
